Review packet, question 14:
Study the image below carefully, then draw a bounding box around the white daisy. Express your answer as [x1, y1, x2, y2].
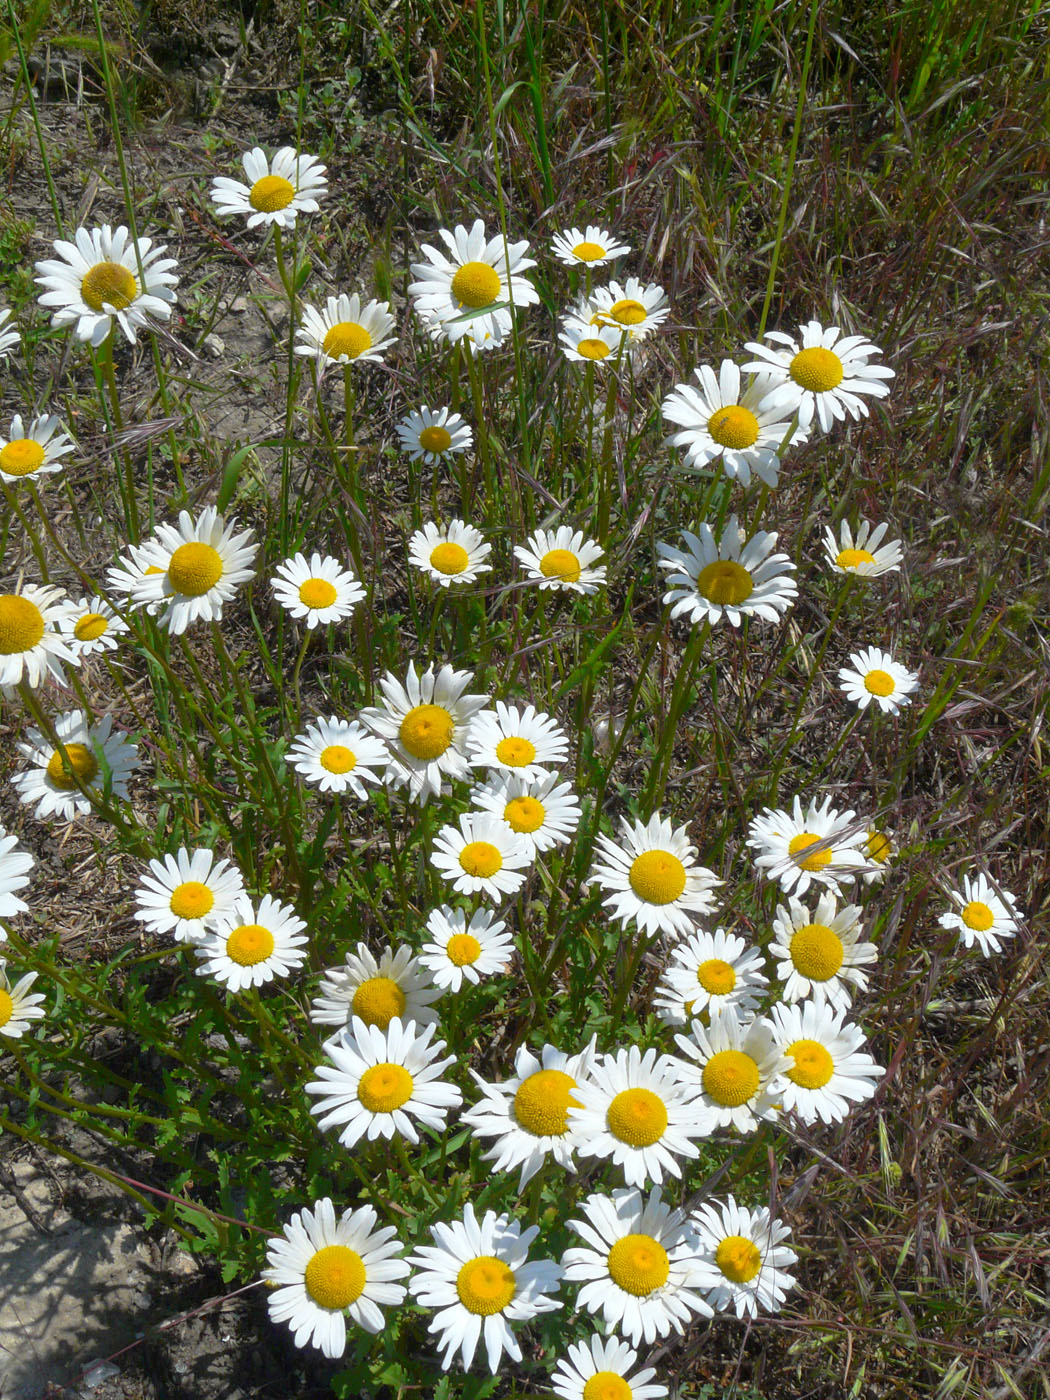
[589, 813, 721, 941]
[104, 541, 165, 615]
[408, 218, 539, 348]
[359, 661, 489, 804]
[129, 508, 258, 634]
[407, 520, 492, 588]
[133, 846, 245, 943]
[514, 526, 607, 594]
[654, 927, 769, 1027]
[938, 871, 1023, 957]
[744, 319, 895, 433]
[13, 709, 139, 821]
[0, 828, 34, 927]
[210, 146, 327, 229]
[657, 516, 798, 628]
[769, 892, 877, 1010]
[768, 1000, 885, 1125]
[0, 307, 19, 359]
[0, 583, 78, 692]
[430, 812, 532, 900]
[561, 1187, 712, 1345]
[838, 646, 918, 715]
[588, 278, 669, 340]
[558, 314, 630, 365]
[286, 715, 387, 798]
[471, 771, 581, 856]
[396, 406, 473, 465]
[418, 906, 513, 992]
[746, 794, 869, 896]
[191, 894, 308, 993]
[270, 552, 364, 628]
[306, 1015, 462, 1148]
[407, 1203, 562, 1374]
[822, 518, 903, 578]
[59, 596, 129, 657]
[263, 1197, 408, 1359]
[551, 226, 632, 267]
[692, 1195, 797, 1317]
[0, 414, 75, 484]
[0, 965, 46, 1039]
[308, 942, 441, 1031]
[467, 701, 570, 781]
[861, 826, 895, 885]
[673, 1011, 786, 1135]
[34, 224, 178, 346]
[552, 1333, 668, 1400]
[294, 293, 396, 368]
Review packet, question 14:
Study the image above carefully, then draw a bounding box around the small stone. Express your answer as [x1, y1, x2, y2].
[230, 296, 248, 313]
[80, 1360, 121, 1390]
[202, 332, 225, 357]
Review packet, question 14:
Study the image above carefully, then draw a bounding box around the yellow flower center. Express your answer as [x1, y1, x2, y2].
[351, 975, 406, 1029]
[74, 612, 109, 642]
[249, 174, 295, 212]
[606, 297, 647, 326]
[865, 830, 892, 863]
[628, 850, 686, 905]
[168, 542, 224, 597]
[456, 1255, 517, 1315]
[169, 880, 214, 920]
[836, 546, 876, 569]
[787, 832, 831, 871]
[418, 425, 453, 454]
[80, 261, 138, 312]
[495, 736, 537, 768]
[45, 743, 99, 790]
[298, 578, 338, 609]
[0, 595, 45, 654]
[451, 261, 501, 309]
[539, 548, 582, 582]
[962, 900, 994, 932]
[0, 440, 46, 476]
[572, 240, 606, 262]
[0, 989, 12, 1028]
[429, 542, 470, 576]
[399, 703, 454, 760]
[225, 923, 275, 967]
[708, 404, 759, 450]
[357, 1061, 414, 1112]
[696, 559, 754, 606]
[606, 1234, 670, 1295]
[445, 932, 482, 966]
[321, 321, 372, 359]
[789, 923, 844, 980]
[504, 795, 545, 833]
[790, 345, 844, 392]
[864, 668, 895, 697]
[513, 1068, 579, 1136]
[702, 1049, 760, 1107]
[785, 1038, 835, 1089]
[606, 1087, 668, 1147]
[583, 1375, 632, 1400]
[459, 840, 503, 879]
[577, 337, 612, 360]
[715, 1235, 762, 1283]
[697, 958, 736, 995]
[303, 1245, 366, 1309]
[320, 744, 356, 774]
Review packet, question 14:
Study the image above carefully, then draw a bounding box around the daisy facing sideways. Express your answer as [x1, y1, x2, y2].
[408, 520, 492, 588]
[691, 1195, 797, 1317]
[744, 318, 894, 433]
[294, 293, 396, 368]
[769, 892, 877, 1010]
[191, 894, 308, 993]
[129, 508, 258, 634]
[34, 224, 178, 346]
[0, 964, 46, 1039]
[658, 516, 797, 629]
[0, 306, 19, 359]
[0, 414, 76, 484]
[746, 794, 869, 896]
[418, 905, 513, 992]
[409, 218, 539, 348]
[210, 146, 327, 229]
[823, 518, 903, 578]
[939, 871, 1023, 957]
[551, 225, 631, 267]
[133, 846, 245, 943]
[14, 709, 139, 821]
[552, 1333, 668, 1400]
[838, 647, 918, 715]
[270, 552, 364, 628]
[589, 812, 721, 941]
[286, 716, 387, 798]
[308, 942, 441, 1032]
[0, 827, 34, 926]
[514, 525, 607, 594]
[768, 1000, 885, 1125]
[558, 314, 630, 365]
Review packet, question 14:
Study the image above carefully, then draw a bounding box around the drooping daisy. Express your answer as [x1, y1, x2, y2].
[104, 541, 165, 615]
[0, 307, 19, 359]
[308, 942, 441, 1031]
[396, 406, 473, 465]
[768, 1000, 885, 1125]
[0, 414, 76, 484]
[286, 715, 388, 798]
[133, 846, 246, 943]
[823, 518, 903, 578]
[13, 710, 139, 821]
[58, 596, 129, 658]
[270, 552, 364, 628]
[590, 813, 721, 941]
[551, 226, 632, 268]
[588, 278, 669, 340]
[210, 146, 327, 230]
[514, 526, 607, 594]
[407, 520, 492, 588]
[359, 661, 489, 804]
[838, 647, 919, 715]
[744, 319, 894, 434]
[692, 1195, 797, 1317]
[463, 1040, 597, 1189]
[657, 516, 798, 629]
[263, 1197, 409, 1359]
[191, 894, 308, 993]
[562, 1187, 711, 1345]
[34, 225, 178, 346]
[558, 314, 630, 365]
[408, 218, 539, 348]
[0, 583, 78, 692]
[769, 893, 877, 1010]
[306, 1015, 462, 1148]
[552, 1333, 668, 1400]
[430, 812, 532, 900]
[673, 1011, 786, 1135]
[407, 1203, 562, 1374]
[746, 794, 869, 896]
[654, 928, 769, 1027]
[0, 828, 34, 928]
[471, 771, 581, 856]
[129, 508, 258, 634]
[418, 906, 513, 992]
[467, 701, 570, 782]
[938, 871, 1023, 957]
[861, 826, 895, 885]
[0, 964, 46, 1039]
[295, 293, 396, 368]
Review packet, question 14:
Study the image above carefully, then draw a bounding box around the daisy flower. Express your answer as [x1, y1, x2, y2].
[558, 314, 630, 365]
[59, 596, 129, 657]
[744, 319, 894, 434]
[306, 1015, 462, 1148]
[589, 813, 721, 941]
[654, 927, 769, 1027]
[0, 307, 19, 359]
[191, 894, 308, 993]
[133, 846, 245, 943]
[295, 293, 396, 368]
[418, 906, 513, 992]
[551, 226, 632, 267]
[0, 964, 46, 1039]
[657, 516, 798, 629]
[210, 146, 327, 229]
[746, 794, 869, 896]
[13, 710, 139, 821]
[286, 715, 387, 798]
[0, 583, 78, 692]
[768, 1001, 885, 1125]
[0, 828, 34, 927]
[562, 1187, 711, 1345]
[692, 1195, 797, 1317]
[269, 552, 364, 628]
[407, 1203, 562, 1374]
[769, 893, 877, 1010]
[823, 518, 903, 578]
[552, 1333, 668, 1400]
[838, 646, 919, 715]
[430, 811, 532, 900]
[673, 1011, 786, 1135]
[396, 406, 473, 465]
[104, 541, 165, 615]
[408, 520, 492, 588]
[0, 414, 75, 484]
[34, 224, 178, 346]
[588, 278, 668, 340]
[471, 771, 581, 856]
[408, 218, 539, 348]
[262, 1197, 408, 1359]
[309, 942, 441, 1031]
[939, 872, 1023, 957]
[514, 526, 607, 594]
[129, 508, 258, 634]
[359, 661, 489, 804]
[467, 701, 570, 782]
[463, 1040, 597, 1189]
[862, 826, 895, 885]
